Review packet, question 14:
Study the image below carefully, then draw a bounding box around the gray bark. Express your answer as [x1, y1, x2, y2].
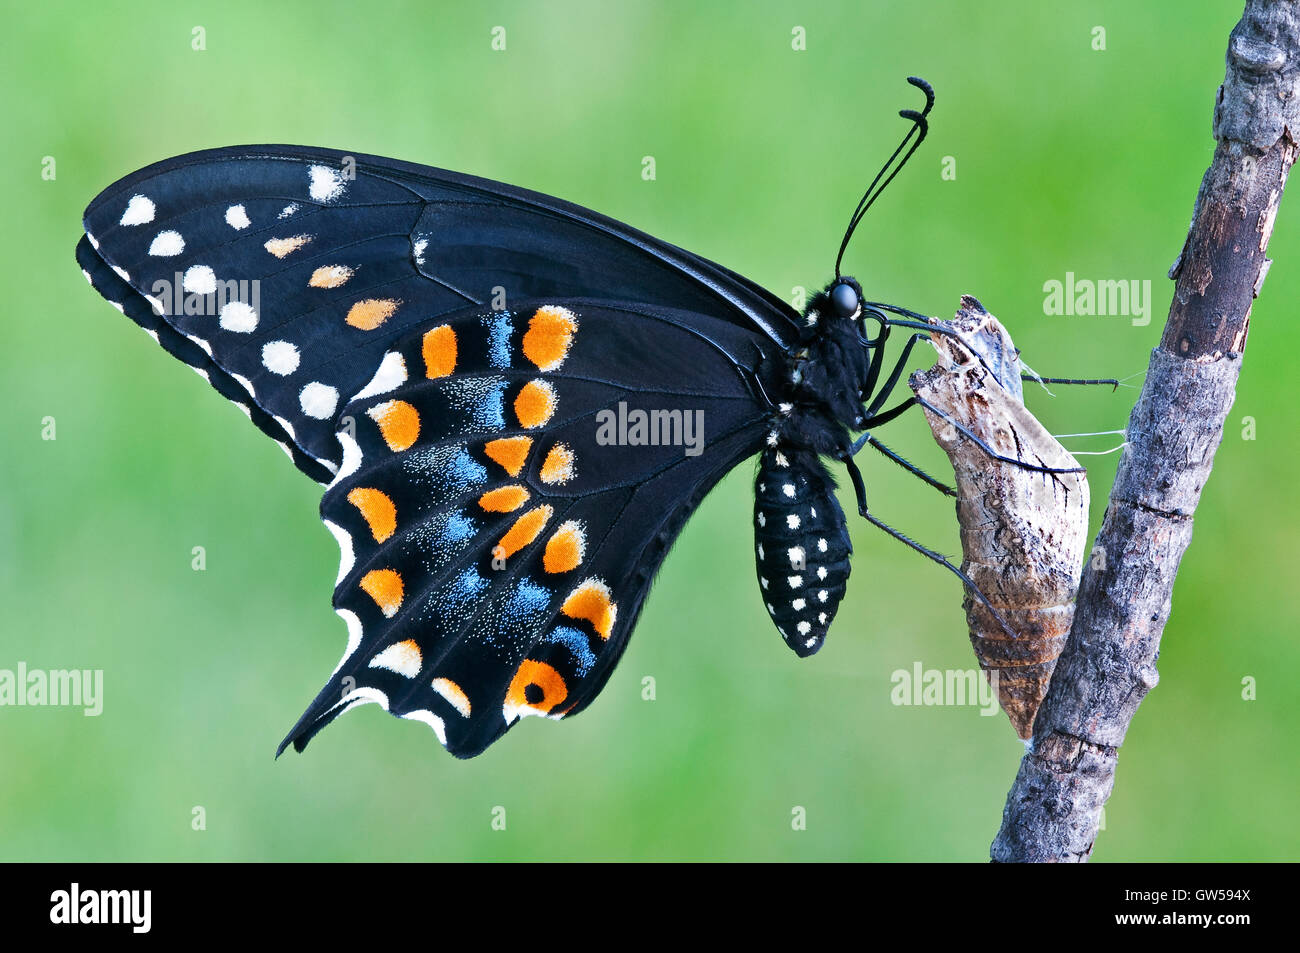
[990, 0, 1299, 862]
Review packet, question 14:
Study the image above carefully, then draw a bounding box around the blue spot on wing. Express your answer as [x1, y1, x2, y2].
[482, 311, 514, 369]
[444, 377, 507, 432]
[443, 512, 476, 544]
[503, 578, 551, 626]
[403, 443, 487, 497]
[543, 626, 597, 677]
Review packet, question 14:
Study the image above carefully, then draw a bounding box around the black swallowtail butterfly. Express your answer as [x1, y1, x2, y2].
[76, 77, 1025, 758]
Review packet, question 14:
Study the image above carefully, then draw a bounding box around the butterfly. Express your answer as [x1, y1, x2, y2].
[76, 77, 1016, 758]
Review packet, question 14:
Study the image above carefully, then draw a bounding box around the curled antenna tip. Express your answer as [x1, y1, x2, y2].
[906, 76, 936, 112]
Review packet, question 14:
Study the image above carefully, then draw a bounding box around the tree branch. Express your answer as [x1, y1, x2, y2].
[990, 0, 1300, 863]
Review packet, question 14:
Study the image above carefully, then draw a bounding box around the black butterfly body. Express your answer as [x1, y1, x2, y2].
[76, 83, 940, 757]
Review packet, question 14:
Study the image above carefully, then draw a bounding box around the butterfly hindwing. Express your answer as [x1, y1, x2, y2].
[281, 298, 775, 757]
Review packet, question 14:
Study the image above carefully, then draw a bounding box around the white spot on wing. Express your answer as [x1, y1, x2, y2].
[183, 265, 217, 295]
[219, 300, 258, 333]
[323, 519, 354, 585]
[308, 164, 346, 202]
[225, 204, 251, 229]
[273, 414, 297, 441]
[369, 642, 422, 678]
[330, 430, 363, 488]
[299, 382, 339, 419]
[431, 679, 472, 718]
[184, 333, 213, 357]
[120, 195, 155, 226]
[262, 340, 300, 376]
[148, 230, 184, 256]
[352, 351, 408, 401]
[402, 709, 448, 747]
[330, 608, 364, 676]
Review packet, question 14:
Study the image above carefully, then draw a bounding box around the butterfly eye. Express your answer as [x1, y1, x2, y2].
[829, 281, 861, 319]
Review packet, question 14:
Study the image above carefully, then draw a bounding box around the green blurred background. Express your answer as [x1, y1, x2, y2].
[2, 0, 1295, 861]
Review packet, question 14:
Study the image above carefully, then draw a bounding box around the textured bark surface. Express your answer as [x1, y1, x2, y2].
[990, 0, 1297, 862]
[910, 299, 1088, 739]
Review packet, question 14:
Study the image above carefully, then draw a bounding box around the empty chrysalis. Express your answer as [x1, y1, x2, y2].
[909, 297, 1090, 738]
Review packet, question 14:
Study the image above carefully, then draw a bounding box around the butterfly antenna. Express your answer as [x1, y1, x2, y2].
[834, 76, 935, 279]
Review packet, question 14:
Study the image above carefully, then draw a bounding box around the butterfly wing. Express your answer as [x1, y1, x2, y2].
[78, 145, 799, 482]
[78, 146, 793, 756]
[283, 298, 773, 757]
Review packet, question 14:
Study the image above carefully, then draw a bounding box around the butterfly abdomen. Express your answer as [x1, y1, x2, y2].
[753, 447, 851, 657]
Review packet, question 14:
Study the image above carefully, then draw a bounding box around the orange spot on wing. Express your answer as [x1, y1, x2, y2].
[478, 485, 530, 512]
[367, 399, 420, 451]
[496, 505, 553, 559]
[504, 659, 568, 722]
[346, 298, 401, 330]
[484, 436, 532, 476]
[264, 235, 312, 258]
[347, 487, 397, 543]
[431, 677, 471, 717]
[422, 324, 457, 378]
[562, 578, 617, 640]
[543, 521, 585, 574]
[360, 569, 404, 618]
[539, 443, 576, 484]
[514, 380, 556, 428]
[523, 305, 578, 371]
[308, 264, 354, 288]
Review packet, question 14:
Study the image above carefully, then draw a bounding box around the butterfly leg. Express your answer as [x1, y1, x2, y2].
[852, 433, 955, 497]
[861, 332, 928, 420]
[861, 396, 1085, 477]
[1021, 373, 1120, 391]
